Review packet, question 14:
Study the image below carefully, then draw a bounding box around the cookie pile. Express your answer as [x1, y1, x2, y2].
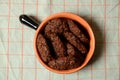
[36, 18, 89, 70]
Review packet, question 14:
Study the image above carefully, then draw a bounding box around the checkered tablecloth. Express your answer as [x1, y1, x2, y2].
[0, 0, 120, 80]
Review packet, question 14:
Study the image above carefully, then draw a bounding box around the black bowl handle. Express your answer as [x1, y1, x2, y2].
[19, 15, 39, 30]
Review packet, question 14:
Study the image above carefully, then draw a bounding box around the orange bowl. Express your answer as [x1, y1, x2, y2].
[34, 12, 95, 74]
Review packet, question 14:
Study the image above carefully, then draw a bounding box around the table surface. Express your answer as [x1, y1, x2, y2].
[0, 0, 120, 80]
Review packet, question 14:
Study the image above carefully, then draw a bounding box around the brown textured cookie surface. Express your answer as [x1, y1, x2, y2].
[63, 31, 87, 54]
[36, 34, 52, 63]
[67, 19, 89, 44]
[45, 33, 67, 57]
[48, 56, 85, 70]
[44, 19, 69, 35]
[36, 18, 89, 70]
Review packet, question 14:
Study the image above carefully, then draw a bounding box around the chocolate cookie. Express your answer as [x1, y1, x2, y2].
[67, 19, 89, 44]
[44, 18, 69, 35]
[48, 56, 84, 70]
[63, 31, 87, 54]
[36, 34, 52, 63]
[45, 33, 67, 57]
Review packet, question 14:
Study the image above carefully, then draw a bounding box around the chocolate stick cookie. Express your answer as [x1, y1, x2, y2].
[67, 19, 89, 44]
[46, 33, 67, 57]
[63, 31, 87, 54]
[37, 34, 52, 63]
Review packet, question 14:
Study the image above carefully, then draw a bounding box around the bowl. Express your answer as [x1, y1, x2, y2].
[34, 12, 95, 74]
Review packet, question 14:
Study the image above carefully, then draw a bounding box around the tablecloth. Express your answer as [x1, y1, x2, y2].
[0, 0, 120, 80]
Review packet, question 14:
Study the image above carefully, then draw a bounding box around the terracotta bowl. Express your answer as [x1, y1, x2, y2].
[19, 12, 95, 74]
[33, 12, 95, 74]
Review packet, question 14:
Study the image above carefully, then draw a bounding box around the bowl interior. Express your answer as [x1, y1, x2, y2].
[34, 12, 95, 74]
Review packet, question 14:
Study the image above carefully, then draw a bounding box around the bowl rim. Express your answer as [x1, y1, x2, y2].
[34, 12, 95, 74]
